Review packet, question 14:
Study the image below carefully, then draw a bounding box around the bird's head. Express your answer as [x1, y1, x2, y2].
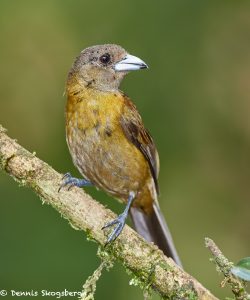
[68, 44, 148, 91]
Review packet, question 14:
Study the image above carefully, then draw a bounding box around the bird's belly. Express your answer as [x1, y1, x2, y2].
[67, 124, 149, 201]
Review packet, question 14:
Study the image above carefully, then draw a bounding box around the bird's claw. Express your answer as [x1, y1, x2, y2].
[62, 172, 71, 180]
[58, 172, 92, 192]
[102, 213, 126, 244]
[102, 192, 135, 245]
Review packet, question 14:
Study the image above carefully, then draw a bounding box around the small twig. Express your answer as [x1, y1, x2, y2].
[205, 238, 249, 300]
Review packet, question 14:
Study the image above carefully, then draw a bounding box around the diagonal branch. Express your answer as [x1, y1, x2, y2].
[0, 124, 218, 300]
[205, 238, 249, 300]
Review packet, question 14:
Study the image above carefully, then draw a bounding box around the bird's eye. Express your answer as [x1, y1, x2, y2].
[99, 53, 111, 64]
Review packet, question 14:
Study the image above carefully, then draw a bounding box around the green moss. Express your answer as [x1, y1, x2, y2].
[0, 153, 15, 172]
[80, 261, 106, 300]
[158, 260, 173, 272]
[79, 247, 115, 300]
[97, 247, 115, 271]
[169, 282, 198, 300]
[0, 154, 5, 170]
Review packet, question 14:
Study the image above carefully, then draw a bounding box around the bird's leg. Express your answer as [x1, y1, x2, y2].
[102, 192, 135, 244]
[58, 172, 93, 192]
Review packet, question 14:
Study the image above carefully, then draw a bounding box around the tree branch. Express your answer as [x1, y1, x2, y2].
[0, 124, 218, 300]
[205, 238, 249, 300]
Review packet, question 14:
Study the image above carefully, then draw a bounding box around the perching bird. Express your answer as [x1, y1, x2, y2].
[59, 44, 182, 267]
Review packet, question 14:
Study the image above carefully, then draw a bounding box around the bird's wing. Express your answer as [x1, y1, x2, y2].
[120, 96, 160, 194]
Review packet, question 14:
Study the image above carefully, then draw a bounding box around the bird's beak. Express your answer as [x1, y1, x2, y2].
[114, 54, 148, 72]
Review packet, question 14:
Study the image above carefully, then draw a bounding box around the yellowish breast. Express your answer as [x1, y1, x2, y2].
[65, 78, 153, 212]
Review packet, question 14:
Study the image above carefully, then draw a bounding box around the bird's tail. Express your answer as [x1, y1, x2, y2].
[130, 203, 182, 267]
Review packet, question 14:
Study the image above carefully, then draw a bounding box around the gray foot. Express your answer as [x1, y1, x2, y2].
[58, 172, 92, 192]
[102, 192, 135, 244]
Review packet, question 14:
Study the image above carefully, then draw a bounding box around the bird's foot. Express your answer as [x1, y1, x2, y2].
[102, 192, 135, 244]
[102, 212, 127, 244]
[58, 172, 92, 192]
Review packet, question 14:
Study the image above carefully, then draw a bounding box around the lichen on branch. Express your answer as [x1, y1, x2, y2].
[205, 238, 249, 300]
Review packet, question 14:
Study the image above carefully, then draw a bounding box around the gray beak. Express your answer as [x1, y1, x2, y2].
[114, 54, 148, 72]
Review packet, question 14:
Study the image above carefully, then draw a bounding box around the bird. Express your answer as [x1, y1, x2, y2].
[59, 44, 182, 267]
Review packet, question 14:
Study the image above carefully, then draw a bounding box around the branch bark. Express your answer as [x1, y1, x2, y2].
[0, 125, 218, 300]
[205, 238, 249, 300]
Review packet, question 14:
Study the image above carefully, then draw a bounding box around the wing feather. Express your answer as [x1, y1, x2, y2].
[120, 96, 159, 194]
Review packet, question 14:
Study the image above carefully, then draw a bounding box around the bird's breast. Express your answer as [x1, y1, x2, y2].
[65, 89, 152, 209]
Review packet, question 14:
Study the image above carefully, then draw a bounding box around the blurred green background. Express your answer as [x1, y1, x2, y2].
[0, 0, 250, 299]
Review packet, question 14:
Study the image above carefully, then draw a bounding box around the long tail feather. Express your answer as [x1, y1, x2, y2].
[130, 203, 182, 267]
